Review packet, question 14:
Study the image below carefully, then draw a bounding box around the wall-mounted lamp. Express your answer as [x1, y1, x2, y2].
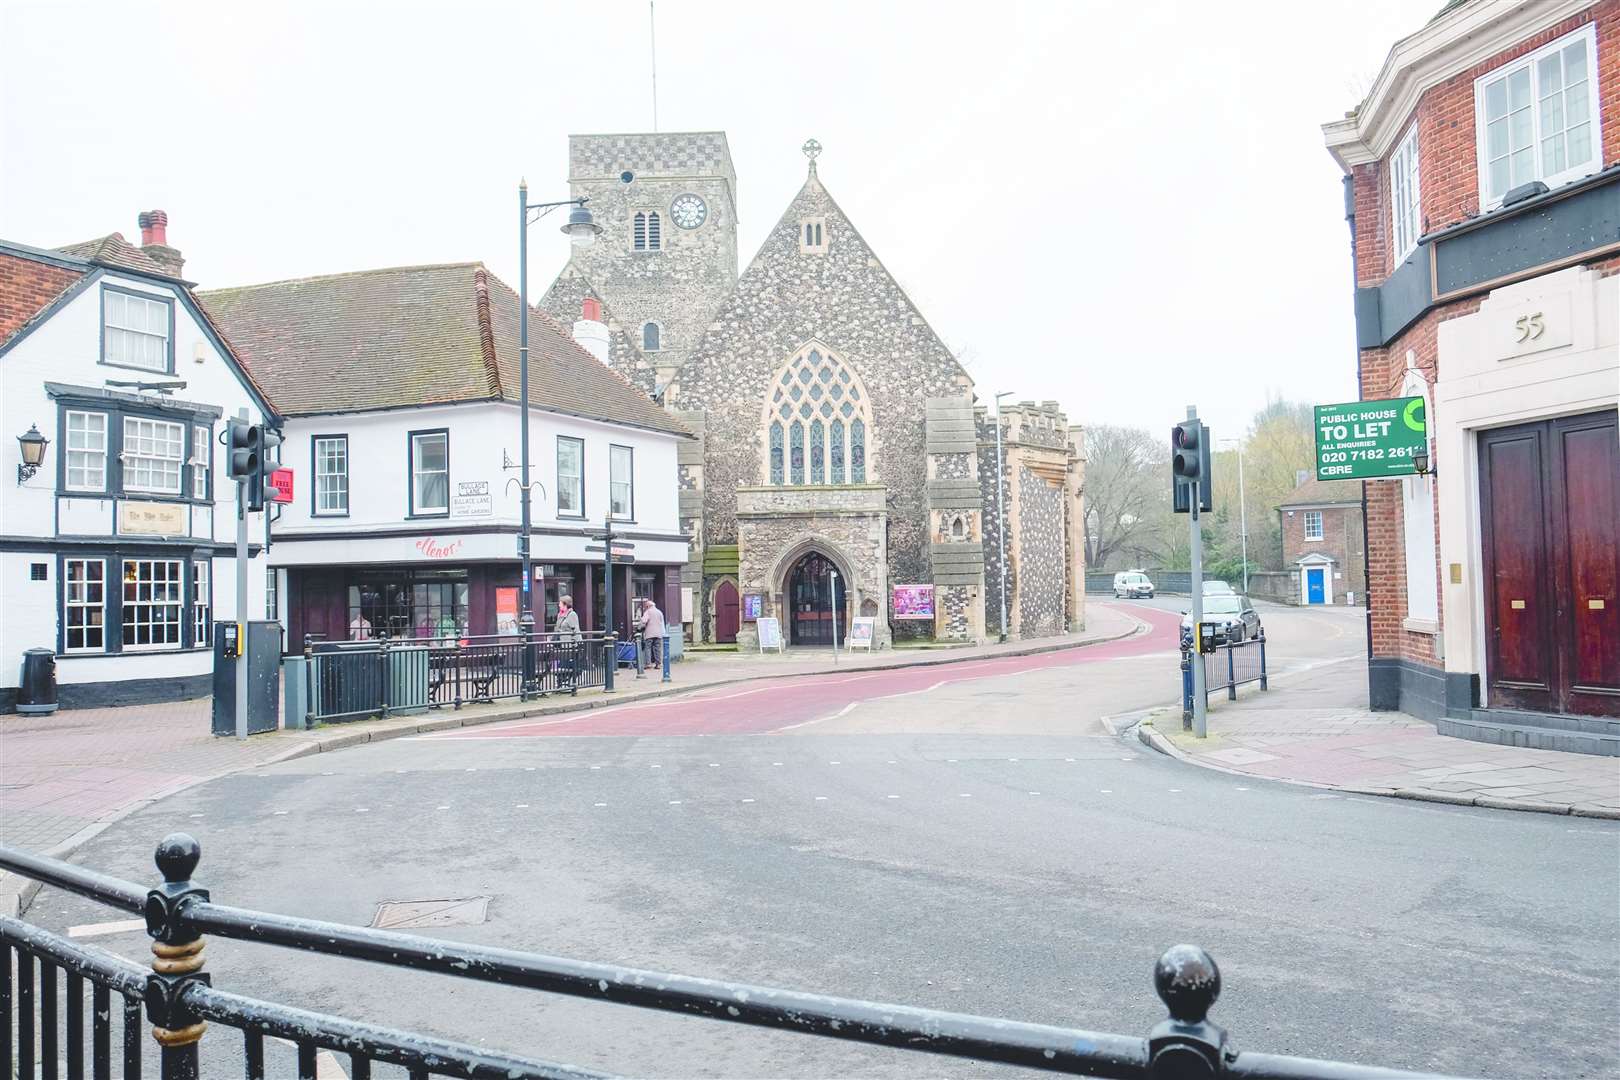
[1413, 447, 1433, 476]
[17, 424, 48, 483]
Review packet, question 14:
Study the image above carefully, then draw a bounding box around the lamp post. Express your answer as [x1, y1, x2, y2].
[517, 182, 600, 693]
[994, 391, 1012, 642]
[1219, 437, 1249, 596]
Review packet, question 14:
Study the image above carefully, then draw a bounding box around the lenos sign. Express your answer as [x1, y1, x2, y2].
[1314, 397, 1427, 480]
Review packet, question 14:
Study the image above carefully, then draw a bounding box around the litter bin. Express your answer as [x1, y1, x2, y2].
[17, 647, 58, 715]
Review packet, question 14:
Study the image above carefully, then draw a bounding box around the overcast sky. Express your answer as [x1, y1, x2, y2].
[2, 0, 1432, 440]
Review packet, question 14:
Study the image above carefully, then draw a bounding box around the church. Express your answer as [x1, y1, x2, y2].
[541, 132, 1085, 648]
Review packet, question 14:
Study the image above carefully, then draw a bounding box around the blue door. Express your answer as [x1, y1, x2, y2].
[1306, 568, 1326, 605]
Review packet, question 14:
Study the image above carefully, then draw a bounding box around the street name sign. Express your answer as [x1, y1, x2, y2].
[1314, 396, 1426, 480]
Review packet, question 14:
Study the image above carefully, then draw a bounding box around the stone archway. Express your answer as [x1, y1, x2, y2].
[783, 550, 848, 646]
[765, 536, 859, 648]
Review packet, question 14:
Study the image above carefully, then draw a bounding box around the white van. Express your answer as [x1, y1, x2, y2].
[1112, 571, 1155, 599]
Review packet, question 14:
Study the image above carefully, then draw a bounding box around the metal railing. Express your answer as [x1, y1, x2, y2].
[301, 632, 614, 725]
[1, 834, 1479, 1080]
[1182, 635, 1268, 723]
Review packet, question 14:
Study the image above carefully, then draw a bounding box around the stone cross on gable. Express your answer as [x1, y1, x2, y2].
[802, 138, 822, 175]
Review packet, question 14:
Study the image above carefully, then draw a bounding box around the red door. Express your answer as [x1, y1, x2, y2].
[715, 581, 739, 644]
[1479, 412, 1620, 718]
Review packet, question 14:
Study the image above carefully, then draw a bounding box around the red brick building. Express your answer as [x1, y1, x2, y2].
[1277, 478, 1366, 606]
[1322, 0, 1619, 752]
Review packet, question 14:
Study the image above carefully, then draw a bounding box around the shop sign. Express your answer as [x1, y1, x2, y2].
[269, 467, 295, 504]
[118, 500, 187, 536]
[415, 536, 465, 559]
[1314, 397, 1426, 480]
[452, 481, 492, 518]
[892, 584, 935, 620]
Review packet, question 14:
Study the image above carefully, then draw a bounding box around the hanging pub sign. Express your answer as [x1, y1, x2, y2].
[892, 584, 934, 620]
[1314, 397, 1427, 480]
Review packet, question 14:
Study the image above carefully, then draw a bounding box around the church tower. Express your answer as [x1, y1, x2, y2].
[547, 132, 739, 392]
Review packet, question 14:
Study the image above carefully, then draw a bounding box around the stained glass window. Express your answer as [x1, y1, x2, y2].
[761, 344, 872, 486]
[810, 421, 825, 484]
[830, 420, 845, 483]
[851, 419, 866, 483]
[770, 422, 784, 484]
[789, 423, 805, 485]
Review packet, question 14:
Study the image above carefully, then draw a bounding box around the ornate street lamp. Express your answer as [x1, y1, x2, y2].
[515, 182, 600, 694]
[17, 424, 48, 483]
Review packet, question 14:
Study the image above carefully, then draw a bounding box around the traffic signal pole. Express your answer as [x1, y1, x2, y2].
[1173, 406, 1208, 738]
[233, 409, 250, 741]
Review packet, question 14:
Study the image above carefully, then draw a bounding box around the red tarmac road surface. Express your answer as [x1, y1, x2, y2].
[427, 604, 1184, 740]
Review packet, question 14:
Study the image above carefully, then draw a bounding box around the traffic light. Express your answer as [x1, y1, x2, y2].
[1171, 419, 1213, 514]
[226, 418, 257, 482]
[246, 425, 282, 512]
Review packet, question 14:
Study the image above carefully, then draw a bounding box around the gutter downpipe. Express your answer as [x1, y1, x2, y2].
[1345, 173, 1377, 707]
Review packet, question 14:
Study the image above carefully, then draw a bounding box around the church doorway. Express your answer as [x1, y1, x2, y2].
[714, 581, 739, 644]
[786, 551, 847, 646]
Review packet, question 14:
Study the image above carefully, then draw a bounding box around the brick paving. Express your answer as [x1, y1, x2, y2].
[1145, 657, 1620, 817]
[1, 607, 1140, 873]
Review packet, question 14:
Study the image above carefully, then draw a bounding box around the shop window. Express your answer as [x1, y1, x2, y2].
[121, 558, 183, 649]
[347, 570, 469, 640]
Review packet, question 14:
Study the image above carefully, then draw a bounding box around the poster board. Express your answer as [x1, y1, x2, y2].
[1314, 397, 1426, 480]
[680, 587, 694, 623]
[742, 592, 764, 622]
[892, 584, 935, 620]
[495, 587, 520, 635]
[847, 617, 876, 650]
[756, 616, 784, 653]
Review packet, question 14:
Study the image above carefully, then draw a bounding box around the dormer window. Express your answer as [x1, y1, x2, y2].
[799, 217, 827, 254]
[633, 211, 663, 251]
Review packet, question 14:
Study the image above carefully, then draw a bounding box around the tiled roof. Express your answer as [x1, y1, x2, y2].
[56, 233, 172, 277]
[1277, 475, 1365, 508]
[0, 250, 86, 349]
[199, 262, 688, 436]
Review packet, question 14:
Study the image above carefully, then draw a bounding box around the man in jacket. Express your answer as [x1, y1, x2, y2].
[635, 597, 666, 670]
[555, 594, 581, 694]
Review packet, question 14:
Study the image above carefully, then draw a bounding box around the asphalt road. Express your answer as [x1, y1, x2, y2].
[22, 601, 1620, 1079]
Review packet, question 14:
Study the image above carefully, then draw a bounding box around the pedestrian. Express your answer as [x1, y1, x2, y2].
[636, 596, 666, 670]
[554, 594, 581, 695]
[348, 611, 372, 641]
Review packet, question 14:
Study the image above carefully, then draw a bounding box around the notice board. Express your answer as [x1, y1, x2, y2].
[757, 616, 784, 653]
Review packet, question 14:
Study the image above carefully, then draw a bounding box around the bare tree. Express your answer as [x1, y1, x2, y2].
[1081, 424, 1172, 570]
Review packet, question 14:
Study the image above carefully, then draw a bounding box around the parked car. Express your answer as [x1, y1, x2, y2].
[1202, 580, 1235, 595]
[1113, 571, 1155, 599]
[1180, 594, 1262, 647]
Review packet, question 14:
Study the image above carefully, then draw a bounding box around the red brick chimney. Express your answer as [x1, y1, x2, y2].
[582, 297, 602, 322]
[136, 210, 184, 277]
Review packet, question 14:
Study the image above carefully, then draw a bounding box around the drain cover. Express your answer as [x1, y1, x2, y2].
[371, 896, 490, 929]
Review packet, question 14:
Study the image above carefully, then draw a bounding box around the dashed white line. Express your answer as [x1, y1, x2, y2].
[959, 793, 973, 798]
[435, 805, 450, 810]
[524, 767, 536, 772]
[1169, 788, 1182, 793]
[814, 796, 828, 801]
[590, 765, 601, 770]
[1101, 789, 1113, 794]
[188, 813, 203, 819]
[594, 802, 607, 807]
[709, 763, 720, 767]
[355, 808, 370, 813]
[886, 794, 900, 800]
[668, 800, 683, 806]
[741, 798, 756, 804]
[1027, 792, 1041, 796]
[272, 810, 288, 816]
[772, 762, 784, 766]
[515, 803, 529, 809]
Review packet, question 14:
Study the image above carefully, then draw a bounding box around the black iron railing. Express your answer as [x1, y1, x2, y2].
[301, 631, 615, 725]
[1182, 635, 1269, 722]
[1, 835, 1479, 1080]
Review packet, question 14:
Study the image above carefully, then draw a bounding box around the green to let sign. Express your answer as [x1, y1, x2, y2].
[1314, 397, 1427, 480]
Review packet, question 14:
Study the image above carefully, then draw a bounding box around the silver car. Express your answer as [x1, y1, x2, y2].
[1180, 594, 1262, 645]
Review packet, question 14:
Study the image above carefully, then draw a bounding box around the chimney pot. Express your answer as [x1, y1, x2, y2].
[581, 297, 602, 322]
[137, 209, 169, 248]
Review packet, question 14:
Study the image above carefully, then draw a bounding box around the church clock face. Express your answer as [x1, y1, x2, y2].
[670, 193, 707, 229]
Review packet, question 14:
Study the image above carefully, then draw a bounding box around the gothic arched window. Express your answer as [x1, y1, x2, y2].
[642, 322, 661, 351]
[633, 212, 647, 250]
[633, 212, 662, 251]
[760, 343, 874, 486]
[647, 211, 662, 250]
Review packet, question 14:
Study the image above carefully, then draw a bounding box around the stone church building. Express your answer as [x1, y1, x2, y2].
[541, 132, 1084, 648]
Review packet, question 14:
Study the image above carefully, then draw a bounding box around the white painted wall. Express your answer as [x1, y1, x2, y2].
[273, 400, 684, 566]
[1434, 266, 1619, 698]
[1, 267, 271, 692]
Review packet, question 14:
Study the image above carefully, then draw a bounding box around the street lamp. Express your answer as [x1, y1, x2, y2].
[1219, 436, 1248, 596]
[16, 424, 48, 483]
[517, 181, 601, 692]
[994, 391, 1012, 642]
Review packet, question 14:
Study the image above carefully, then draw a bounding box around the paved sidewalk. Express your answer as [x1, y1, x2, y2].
[1, 605, 1142, 888]
[1139, 656, 1620, 818]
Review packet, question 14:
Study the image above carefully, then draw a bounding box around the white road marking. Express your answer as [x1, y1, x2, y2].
[355, 808, 369, 813]
[772, 762, 783, 766]
[741, 798, 756, 804]
[68, 918, 147, 939]
[435, 805, 450, 810]
[1236, 787, 1250, 792]
[1101, 789, 1113, 794]
[1169, 788, 1182, 793]
[1009, 758, 1020, 762]
[709, 763, 720, 767]
[669, 800, 683, 805]
[465, 768, 477, 772]
[814, 796, 828, 801]
[1066, 758, 1076, 762]
[829, 760, 842, 765]
[594, 802, 607, 807]
[886, 794, 900, 799]
[651, 764, 662, 769]
[272, 810, 288, 816]
[959, 793, 973, 798]
[524, 767, 536, 772]
[515, 803, 529, 809]
[1028, 792, 1041, 796]
[590, 765, 601, 770]
[188, 813, 203, 818]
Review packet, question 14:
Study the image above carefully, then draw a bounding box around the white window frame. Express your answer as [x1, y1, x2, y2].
[1389, 124, 1421, 262]
[63, 558, 107, 653]
[266, 566, 279, 620]
[102, 288, 171, 372]
[192, 560, 212, 647]
[121, 417, 186, 495]
[121, 558, 184, 650]
[409, 431, 449, 516]
[556, 436, 584, 518]
[64, 410, 108, 492]
[191, 425, 211, 500]
[1473, 23, 1602, 210]
[1303, 510, 1324, 541]
[609, 444, 634, 521]
[314, 435, 349, 515]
